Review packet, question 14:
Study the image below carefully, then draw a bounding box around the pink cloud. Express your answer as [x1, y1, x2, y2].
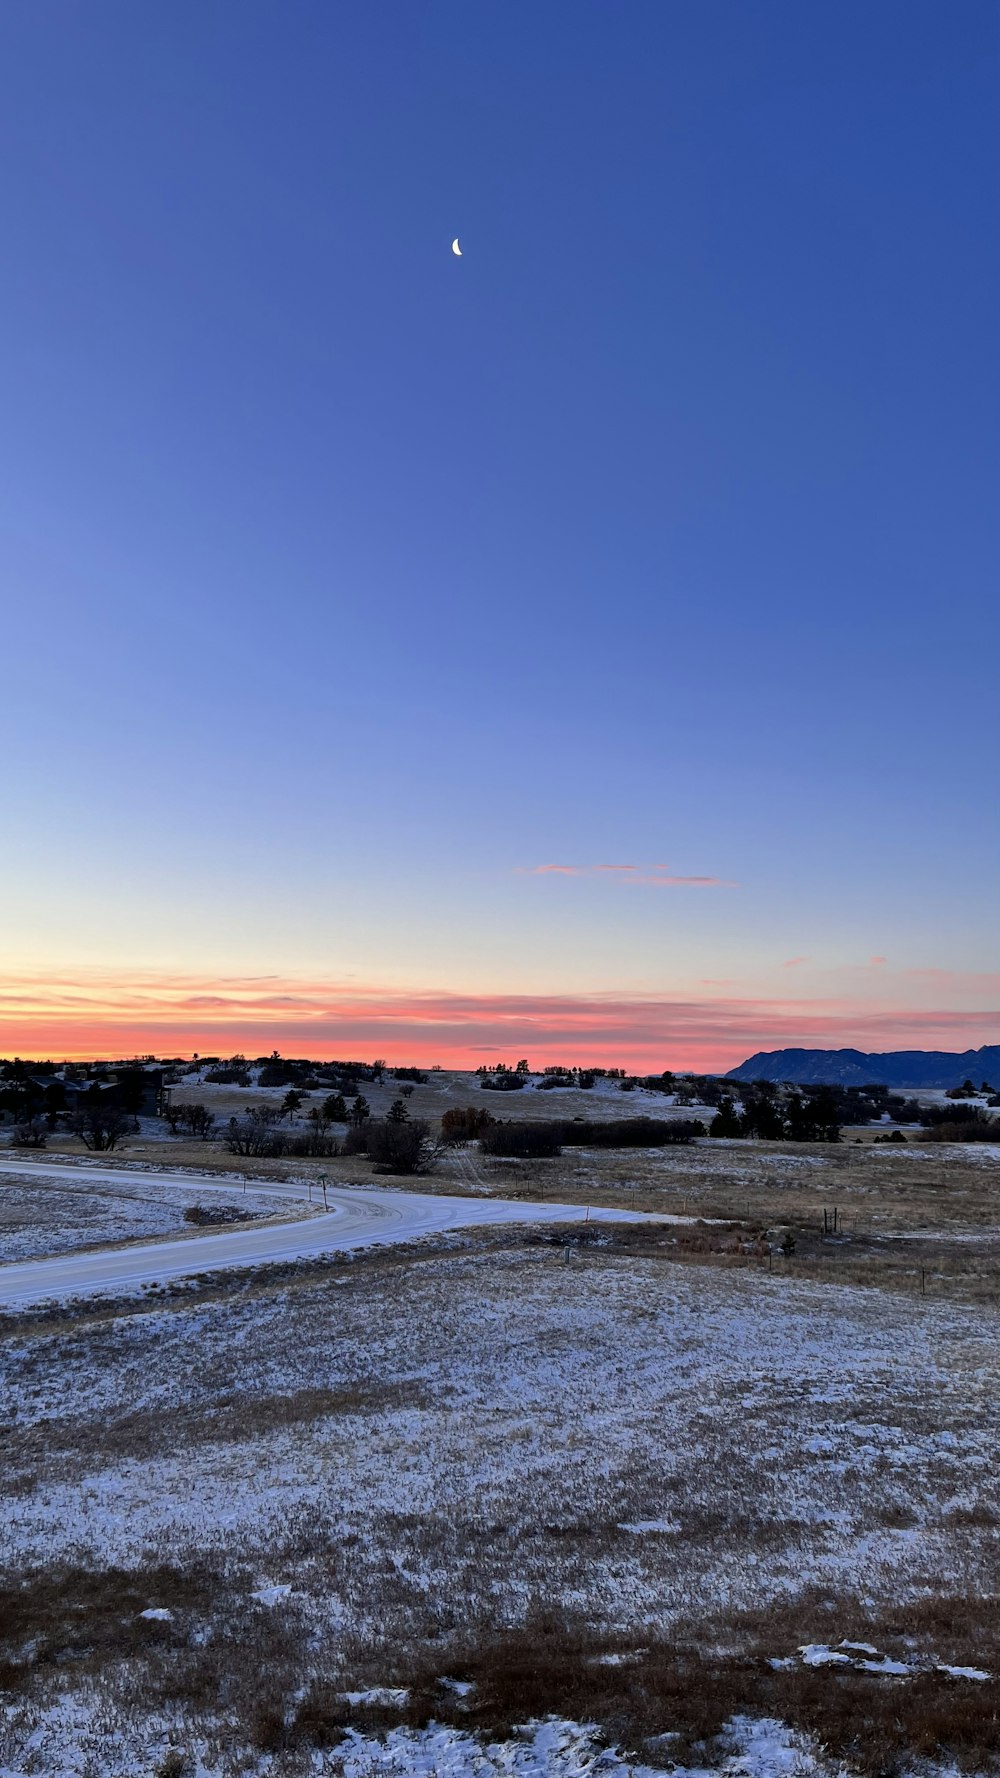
[524, 863, 733, 888]
[782, 957, 810, 969]
[0, 969, 997, 1071]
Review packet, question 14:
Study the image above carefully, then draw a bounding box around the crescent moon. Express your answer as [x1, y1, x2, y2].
[451, 238, 462, 257]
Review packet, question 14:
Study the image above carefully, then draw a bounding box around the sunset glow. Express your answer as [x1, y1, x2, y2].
[1, 969, 996, 1070]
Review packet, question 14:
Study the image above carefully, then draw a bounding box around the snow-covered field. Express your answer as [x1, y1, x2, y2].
[0, 1167, 290, 1262]
[2, 1217, 999, 1775]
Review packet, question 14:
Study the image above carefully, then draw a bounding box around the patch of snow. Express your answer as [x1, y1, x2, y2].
[331, 1715, 832, 1778]
[798, 1644, 851, 1666]
[343, 1686, 410, 1706]
[137, 1606, 173, 1621]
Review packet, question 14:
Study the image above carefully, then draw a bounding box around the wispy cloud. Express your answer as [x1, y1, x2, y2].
[781, 956, 810, 969]
[523, 864, 734, 888]
[0, 968, 996, 1069]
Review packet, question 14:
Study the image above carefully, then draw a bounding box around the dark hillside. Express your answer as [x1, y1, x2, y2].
[726, 1045, 1000, 1089]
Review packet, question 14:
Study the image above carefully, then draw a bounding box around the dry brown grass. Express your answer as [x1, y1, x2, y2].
[5, 1561, 998, 1773]
[4, 1173, 1000, 1775]
[353, 1594, 1000, 1776]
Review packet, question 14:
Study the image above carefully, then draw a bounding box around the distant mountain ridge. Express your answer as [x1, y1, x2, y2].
[725, 1045, 1000, 1089]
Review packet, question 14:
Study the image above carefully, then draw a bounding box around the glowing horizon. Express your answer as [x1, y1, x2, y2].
[1, 969, 997, 1071]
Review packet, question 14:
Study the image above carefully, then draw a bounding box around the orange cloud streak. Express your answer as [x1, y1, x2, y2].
[0, 970, 997, 1070]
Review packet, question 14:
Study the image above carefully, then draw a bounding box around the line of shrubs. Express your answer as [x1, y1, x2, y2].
[478, 1117, 705, 1158]
[918, 1110, 998, 1144]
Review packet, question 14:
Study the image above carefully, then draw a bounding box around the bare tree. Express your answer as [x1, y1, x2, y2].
[224, 1107, 288, 1158]
[179, 1103, 215, 1141]
[70, 1106, 132, 1152]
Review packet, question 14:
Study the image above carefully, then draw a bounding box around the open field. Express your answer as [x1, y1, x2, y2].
[6, 1129, 1000, 1307]
[0, 1167, 307, 1263]
[2, 1130, 1000, 1774]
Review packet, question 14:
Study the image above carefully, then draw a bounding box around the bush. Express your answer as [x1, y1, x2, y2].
[223, 1109, 288, 1158]
[441, 1106, 496, 1144]
[258, 1062, 295, 1088]
[344, 1117, 435, 1173]
[182, 1204, 249, 1225]
[287, 1130, 340, 1157]
[13, 1118, 47, 1148]
[155, 1752, 189, 1778]
[920, 1115, 998, 1143]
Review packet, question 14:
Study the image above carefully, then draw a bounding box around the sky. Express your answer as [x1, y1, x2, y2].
[0, 0, 997, 1068]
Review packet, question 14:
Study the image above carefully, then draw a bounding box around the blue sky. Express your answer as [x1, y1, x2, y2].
[0, 0, 997, 1062]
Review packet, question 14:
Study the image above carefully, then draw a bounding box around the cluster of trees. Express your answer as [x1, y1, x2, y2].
[536, 1067, 597, 1090]
[709, 1087, 842, 1142]
[473, 1062, 688, 1096]
[203, 1061, 252, 1086]
[477, 1061, 532, 1092]
[222, 1102, 347, 1159]
[184, 1051, 394, 1096]
[163, 1101, 216, 1140]
[343, 1097, 435, 1174]
[11, 1104, 137, 1151]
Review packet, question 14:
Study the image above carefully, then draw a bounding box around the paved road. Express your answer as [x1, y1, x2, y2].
[0, 1156, 643, 1306]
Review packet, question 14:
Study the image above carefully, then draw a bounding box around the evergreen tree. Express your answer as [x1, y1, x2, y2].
[709, 1096, 742, 1138]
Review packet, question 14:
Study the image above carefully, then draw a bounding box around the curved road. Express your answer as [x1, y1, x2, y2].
[0, 1156, 644, 1307]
